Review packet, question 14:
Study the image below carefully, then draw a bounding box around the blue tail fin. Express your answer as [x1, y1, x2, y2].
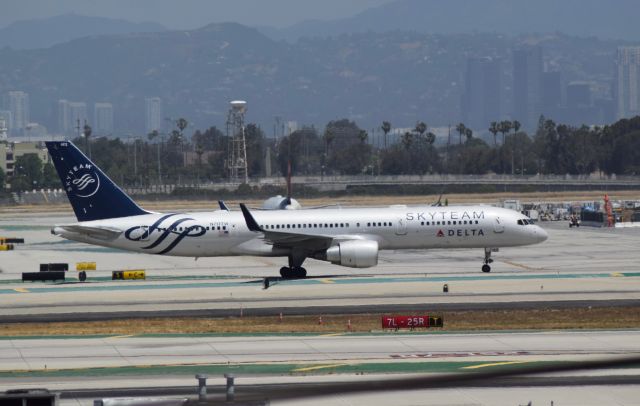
[46, 141, 149, 222]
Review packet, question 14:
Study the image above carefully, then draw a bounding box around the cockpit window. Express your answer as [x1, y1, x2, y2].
[517, 219, 530, 226]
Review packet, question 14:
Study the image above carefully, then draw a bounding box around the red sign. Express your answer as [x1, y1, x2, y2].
[381, 315, 443, 329]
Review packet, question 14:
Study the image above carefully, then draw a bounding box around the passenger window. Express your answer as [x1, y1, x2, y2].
[367, 222, 371, 227]
[421, 221, 424, 226]
[222, 226, 226, 230]
[357, 223, 360, 227]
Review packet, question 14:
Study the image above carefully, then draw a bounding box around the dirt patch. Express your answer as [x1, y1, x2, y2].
[2, 307, 639, 336]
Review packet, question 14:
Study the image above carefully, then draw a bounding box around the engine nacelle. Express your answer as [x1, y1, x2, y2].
[325, 240, 378, 268]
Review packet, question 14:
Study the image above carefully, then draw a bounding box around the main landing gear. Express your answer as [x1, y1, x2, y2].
[280, 266, 307, 279]
[280, 251, 308, 279]
[482, 247, 494, 273]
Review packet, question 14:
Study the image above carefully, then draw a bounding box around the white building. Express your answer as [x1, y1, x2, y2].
[94, 102, 114, 135]
[145, 97, 163, 134]
[8, 91, 29, 134]
[616, 46, 640, 119]
[0, 110, 11, 135]
[0, 116, 7, 141]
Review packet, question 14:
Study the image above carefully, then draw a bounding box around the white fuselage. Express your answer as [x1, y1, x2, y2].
[53, 205, 547, 258]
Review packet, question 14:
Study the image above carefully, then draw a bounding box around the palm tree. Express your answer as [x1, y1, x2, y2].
[511, 120, 521, 175]
[465, 128, 473, 142]
[455, 123, 466, 146]
[497, 121, 512, 174]
[358, 129, 368, 143]
[489, 121, 499, 147]
[381, 121, 391, 148]
[498, 120, 512, 144]
[415, 121, 427, 139]
[402, 131, 413, 149]
[425, 131, 436, 145]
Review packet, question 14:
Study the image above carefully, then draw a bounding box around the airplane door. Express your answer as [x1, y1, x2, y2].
[493, 217, 504, 233]
[395, 218, 408, 235]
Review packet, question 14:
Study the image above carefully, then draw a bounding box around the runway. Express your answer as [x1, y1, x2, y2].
[2, 330, 640, 405]
[1, 213, 640, 322]
[2, 210, 640, 405]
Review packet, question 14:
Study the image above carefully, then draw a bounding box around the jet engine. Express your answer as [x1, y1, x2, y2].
[324, 240, 378, 268]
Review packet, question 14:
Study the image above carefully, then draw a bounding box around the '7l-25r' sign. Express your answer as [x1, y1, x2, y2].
[381, 315, 443, 329]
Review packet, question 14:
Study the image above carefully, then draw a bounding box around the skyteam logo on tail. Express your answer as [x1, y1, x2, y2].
[65, 163, 100, 198]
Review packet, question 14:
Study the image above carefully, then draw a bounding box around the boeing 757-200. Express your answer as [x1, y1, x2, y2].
[46, 141, 547, 278]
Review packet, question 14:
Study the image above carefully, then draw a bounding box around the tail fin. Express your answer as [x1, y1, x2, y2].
[46, 141, 149, 222]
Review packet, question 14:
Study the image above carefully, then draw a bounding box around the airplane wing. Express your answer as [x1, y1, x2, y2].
[239, 203, 334, 250]
[218, 200, 230, 211]
[53, 225, 122, 241]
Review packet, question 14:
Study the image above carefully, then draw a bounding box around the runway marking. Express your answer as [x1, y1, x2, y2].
[12, 288, 29, 293]
[462, 361, 529, 370]
[105, 334, 136, 340]
[293, 363, 349, 372]
[319, 279, 335, 284]
[320, 333, 345, 337]
[611, 272, 624, 277]
[500, 260, 543, 271]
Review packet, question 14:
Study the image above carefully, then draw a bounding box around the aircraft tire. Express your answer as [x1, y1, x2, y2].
[481, 264, 491, 273]
[78, 271, 87, 282]
[297, 267, 307, 278]
[280, 267, 291, 278]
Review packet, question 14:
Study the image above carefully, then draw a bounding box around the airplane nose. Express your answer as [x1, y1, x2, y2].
[534, 226, 548, 243]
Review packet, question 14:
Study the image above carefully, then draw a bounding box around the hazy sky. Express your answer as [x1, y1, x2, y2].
[0, 0, 394, 29]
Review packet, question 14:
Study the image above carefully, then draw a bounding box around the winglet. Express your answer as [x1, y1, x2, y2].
[239, 203, 263, 232]
[218, 200, 230, 211]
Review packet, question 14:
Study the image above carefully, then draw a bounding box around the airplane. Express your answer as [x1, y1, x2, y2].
[46, 141, 548, 278]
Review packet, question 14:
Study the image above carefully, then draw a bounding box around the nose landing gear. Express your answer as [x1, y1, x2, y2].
[482, 247, 494, 273]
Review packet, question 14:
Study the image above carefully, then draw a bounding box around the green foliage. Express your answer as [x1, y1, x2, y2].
[12, 153, 43, 191]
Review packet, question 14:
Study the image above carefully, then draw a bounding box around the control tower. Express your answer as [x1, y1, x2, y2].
[226, 100, 248, 183]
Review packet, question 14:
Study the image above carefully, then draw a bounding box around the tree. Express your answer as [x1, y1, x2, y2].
[381, 121, 391, 148]
[12, 153, 43, 191]
[455, 123, 466, 146]
[465, 127, 473, 142]
[415, 121, 427, 138]
[42, 162, 58, 188]
[402, 131, 413, 149]
[489, 121, 499, 147]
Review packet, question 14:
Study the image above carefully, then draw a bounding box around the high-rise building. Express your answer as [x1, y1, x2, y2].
[94, 102, 114, 135]
[0, 116, 7, 141]
[7, 91, 29, 134]
[566, 82, 592, 108]
[615, 46, 640, 119]
[57, 99, 71, 135]
[0, 110, 12, 134]
[513, 46, 543, 129]
[145, 97, 163, 134]
[462, 57, 501, 130]
[541, 71, 562, 118]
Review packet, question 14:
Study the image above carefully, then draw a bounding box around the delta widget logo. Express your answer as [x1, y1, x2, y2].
[65, 163, 100, 198]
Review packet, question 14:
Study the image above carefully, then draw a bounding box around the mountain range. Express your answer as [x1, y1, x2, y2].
[0, 12, 633, 134]
[262, 0, 640, 41]
[0, 13, 165, 50]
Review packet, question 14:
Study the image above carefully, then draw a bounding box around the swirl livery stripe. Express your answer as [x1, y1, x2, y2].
[157, 225, 206, 255]
[124, 213, 178, 242]
[141, 217, 193, 250]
